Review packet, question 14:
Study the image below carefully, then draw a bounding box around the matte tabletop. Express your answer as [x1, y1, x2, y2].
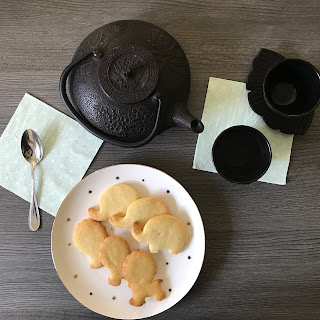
[1, 1, 320, 319]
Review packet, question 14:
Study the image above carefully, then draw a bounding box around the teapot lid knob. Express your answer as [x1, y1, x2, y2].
[93, 49, 104, 59]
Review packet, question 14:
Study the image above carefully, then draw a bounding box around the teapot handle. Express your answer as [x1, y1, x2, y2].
[59, 50, 162, 148]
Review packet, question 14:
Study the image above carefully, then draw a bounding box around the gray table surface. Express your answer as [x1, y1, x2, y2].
[1, 1, 320, 319]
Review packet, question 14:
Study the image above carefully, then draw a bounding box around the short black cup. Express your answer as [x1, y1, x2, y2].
[263, 58, 320, 120]
[212, 126, 272, 184]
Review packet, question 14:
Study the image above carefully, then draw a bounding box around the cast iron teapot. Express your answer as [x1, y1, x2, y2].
[60, 20, 204, 147]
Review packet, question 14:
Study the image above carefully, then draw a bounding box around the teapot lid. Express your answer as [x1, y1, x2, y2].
[99, 43, 159, 104]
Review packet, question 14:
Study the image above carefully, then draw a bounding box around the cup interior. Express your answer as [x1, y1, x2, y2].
[263, 59, 320, 116]
[212, 126, 272, 184]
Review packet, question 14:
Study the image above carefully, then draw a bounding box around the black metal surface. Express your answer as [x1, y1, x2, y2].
[61, 20, 203, 147]
[246, 48, 315, 134]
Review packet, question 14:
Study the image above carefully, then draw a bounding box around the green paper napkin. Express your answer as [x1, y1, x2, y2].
[0, 93, 103, 216]
[193, 78, 294, 185]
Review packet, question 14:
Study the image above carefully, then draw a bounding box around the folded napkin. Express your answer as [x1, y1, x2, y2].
[193, 77, 294, 185]
[0, 94, 103, 216]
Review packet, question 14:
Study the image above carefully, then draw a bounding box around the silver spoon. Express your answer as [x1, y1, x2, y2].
[21, 129, 43, 231]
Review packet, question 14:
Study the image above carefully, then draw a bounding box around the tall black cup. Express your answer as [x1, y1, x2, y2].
[262, 59, 320, 133]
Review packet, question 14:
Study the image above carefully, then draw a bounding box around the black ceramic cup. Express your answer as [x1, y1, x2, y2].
[263, 58, 320, 120]
[212, 126, 272, 184]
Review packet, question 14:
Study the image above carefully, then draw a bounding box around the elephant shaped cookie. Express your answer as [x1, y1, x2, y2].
[122, 250, 165, 307]
[73, 218, 108, 268]
[109, 197, 169, 228]
[88, 184, 140, 221]
[99, 236, 130, 286]
[132, 215, 188, 255]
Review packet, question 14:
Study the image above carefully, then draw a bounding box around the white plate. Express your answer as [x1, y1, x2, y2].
[51, 164, 205, 319]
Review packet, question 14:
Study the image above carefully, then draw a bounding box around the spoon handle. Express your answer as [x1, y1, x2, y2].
[29, 166, 40, 231]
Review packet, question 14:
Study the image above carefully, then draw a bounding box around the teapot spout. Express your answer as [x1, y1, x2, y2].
[172, 102, 204, 133]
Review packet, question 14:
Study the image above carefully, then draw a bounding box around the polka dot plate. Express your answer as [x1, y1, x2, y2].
[51, 164, 205, 319]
